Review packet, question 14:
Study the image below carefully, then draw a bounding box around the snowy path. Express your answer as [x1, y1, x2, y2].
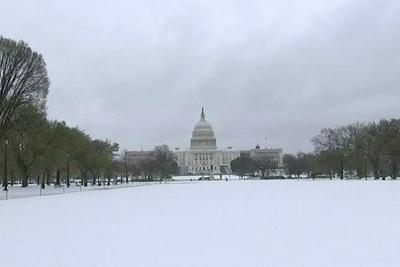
[1, 180, 400, 267]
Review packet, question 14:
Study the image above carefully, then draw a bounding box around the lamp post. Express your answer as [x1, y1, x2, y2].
[3, 139, 8, 193]
[66, 153, 70, 188]
[19, 143, 25, 187]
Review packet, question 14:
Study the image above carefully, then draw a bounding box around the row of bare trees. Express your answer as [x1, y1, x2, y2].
[0, 103, 120, 189]
[0, 36, 122, 189]
[121, 145, 178, 182]
[283, 119, 400, 179]
[230, 153, 279, 178]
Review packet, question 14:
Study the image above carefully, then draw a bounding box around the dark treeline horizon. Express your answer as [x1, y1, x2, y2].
[281, 118, 400, 180]
[0, 36, 181, 190]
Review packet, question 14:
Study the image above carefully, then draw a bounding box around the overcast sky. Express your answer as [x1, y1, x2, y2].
[1, 0, 399, 153]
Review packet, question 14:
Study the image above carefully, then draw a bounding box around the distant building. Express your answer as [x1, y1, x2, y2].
[127, 108, 283, 176]
[248, 146, 283, 166]
[126, 150, 151, 166]
[174, 108, 283, 176]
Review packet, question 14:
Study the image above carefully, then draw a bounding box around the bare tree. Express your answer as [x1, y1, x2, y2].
[282, 153, 315, 179]
[381, 119, 400, 179]
[230, 154, 257, 179]
[347, 122, 367, 179]
[0, 37, 49, 136]
[315, 150, 336, 179]
[359, 122, 386, 179]
[256, 155, 278, 178]
[283, 154, 296, 178]
[312, 127, 352, 179]
[138, 159, 157, 180]
[151, 145, 178, 182]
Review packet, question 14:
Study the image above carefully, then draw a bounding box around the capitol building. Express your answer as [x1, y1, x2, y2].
[127, 108, 283, 176]
[174, 108, 241, 175]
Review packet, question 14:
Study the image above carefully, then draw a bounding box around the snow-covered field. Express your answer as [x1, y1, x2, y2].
[1, 180, 400, 267]
[0, 181, 164, 200]
[0, 175, 237, 201]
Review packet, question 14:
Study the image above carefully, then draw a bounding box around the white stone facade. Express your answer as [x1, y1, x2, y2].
[172, 108, 240, 175]
[126, 151, 151, 166]
[127, 108, 283, 176]
[248, 146, 283, 167]
[175, 148, 240, 175]
[174, 108, 283, 176]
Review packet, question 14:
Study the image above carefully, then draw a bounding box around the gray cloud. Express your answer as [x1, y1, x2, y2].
[1, 0, 399, 153]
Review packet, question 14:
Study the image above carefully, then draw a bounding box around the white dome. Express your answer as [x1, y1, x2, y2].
[190, 108, 217, 150]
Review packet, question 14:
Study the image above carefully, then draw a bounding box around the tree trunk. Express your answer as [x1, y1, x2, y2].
[356, 168, 362, 179]
[41, 172, 46, 189]
[339, 159, 344, 179]
[46, 171, 51, 185]
[55, 169, 61, 185]
[372, 161, 379, 179]
[374, 169, 379, 179]
[66, 159, 70, 188]
[97, 168, 101, 186]
[390, 161, 398, 179]
[21, 176, 28, 187]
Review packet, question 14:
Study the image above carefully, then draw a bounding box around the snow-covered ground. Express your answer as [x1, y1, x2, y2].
[1, 179, 400, 267]
[0, 175, 237, 201]
[0, 181, 164, 200]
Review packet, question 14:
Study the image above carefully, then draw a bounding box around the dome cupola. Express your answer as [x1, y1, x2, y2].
[190, 108, 217, 150]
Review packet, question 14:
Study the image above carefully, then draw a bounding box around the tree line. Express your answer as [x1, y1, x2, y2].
[121, 145, 178, 182]
[230, 153, 279, 179]
[283, 120, 400, 180]
[3, 35, 399, 186]
[0, 36, 122, 190]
